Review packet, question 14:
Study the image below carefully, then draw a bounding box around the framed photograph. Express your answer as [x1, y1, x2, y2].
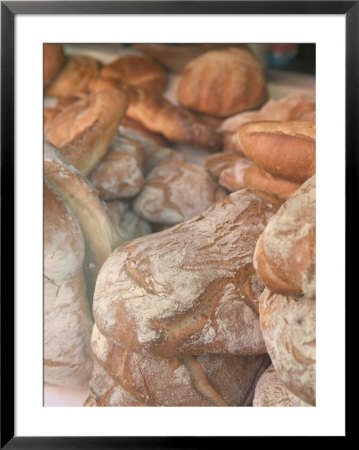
[1, 1, 355, 447]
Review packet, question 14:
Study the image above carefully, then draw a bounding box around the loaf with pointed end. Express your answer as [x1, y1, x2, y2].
[132, 160, 226, 225]
[237, 120, 316, 183]
[253, 365, 310, 407]
[93, 189, 281, 358]
[176, 47, 267, 117]
[89, 134, 144, 199]
[253, 175, 316, 298]
[88, 325, 270, 406]
[44, 143, 124, 301]
[45, 55, 101, 97]
[45, 88, 129, 176]
[88, 80, 222, 150]
[44, 183, 93, 388]
[43, 44, 65, 88]
[101, 54, 168, 93]
[259, 289, 316, 405]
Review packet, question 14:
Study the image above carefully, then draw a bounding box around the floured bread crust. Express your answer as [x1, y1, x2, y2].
[87, 325, 270, 406]
[93, 189, 281, 358]
[253, 365, 310, 407]
[132, 160, 226, 225]
[259, 289, 316, 405]
[254, 175, 316, 298]
[44, 183, 93, 388]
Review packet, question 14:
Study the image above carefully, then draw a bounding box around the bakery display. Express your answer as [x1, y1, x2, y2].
[43, 43, 316, 408]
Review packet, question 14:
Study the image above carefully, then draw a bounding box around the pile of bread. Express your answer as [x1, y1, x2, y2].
[43, 43, 316, 407]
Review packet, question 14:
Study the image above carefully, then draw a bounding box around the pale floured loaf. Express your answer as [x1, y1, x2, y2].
[93, 189, 281, 358]
[253, 365, 310, 407]
[44, 183, 93, 388]
[132, 160, 226, 225]
[253, 175, 316, 298]
[259, 289, 316, 405]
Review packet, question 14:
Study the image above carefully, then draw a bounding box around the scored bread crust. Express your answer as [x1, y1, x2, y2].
[101, 55, 168, 93]
[132, 160, 226, 225]
[45, 55, 101, 97]
[253, 365, 310, 407]
[259, 289, 316, 405]
[43, 44, 65, 88]
[45, 88, 129, 176]
[44, 183, 93, 388]
[176, 47, 268, 117]
[253, 175, 316, 298]
[93, 189, 281, 358]
[237, 120, 316, 183]
[88, 325, 270, 406]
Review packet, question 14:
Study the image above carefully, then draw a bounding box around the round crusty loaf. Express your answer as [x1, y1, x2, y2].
[89, 134, 145, 200]
[253, 175, 316, 298]
[259, 289, 316, 405]
[176, 47, 267, 117]
[237, 120, 316, 184]
[132, 160, 226, 225]
[253, 365, 310, 407]
[45, 55, 101, 97]
[44, 183, 93, 388]
[43, 44, 65, 88]
[88, 325, 270, 406]
[93, 189, 281, 359]
[45, 88, 129, 176]
[101, 54, 168, 93]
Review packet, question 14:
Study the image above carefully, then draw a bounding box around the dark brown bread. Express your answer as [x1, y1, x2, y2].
[93, 189, 281, 358]
[176, 47, 267, 117]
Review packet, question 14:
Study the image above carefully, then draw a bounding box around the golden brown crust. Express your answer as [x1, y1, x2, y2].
[243, 164, 301, 200]
[93, 189, 281, 358]
[259, 289, 316, 405]
[43, 44, 65, 88]
[237, 120, 316, 183]
[203, 152, 248, 179]
[176, 47, 268, 117]
[253, 176, 316, 298]
[46, 55, 101, 97]
[101, 55, 168, 93]
[45, 88, 129, 176]
[132, 43, 250, 74]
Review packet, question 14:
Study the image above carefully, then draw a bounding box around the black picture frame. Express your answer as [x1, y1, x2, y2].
[1, 1, 355, 447]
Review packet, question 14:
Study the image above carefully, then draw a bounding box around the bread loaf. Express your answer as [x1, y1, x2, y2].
[45, 55, 101, 97]
[43, 44, 65, 88]
[132, 160, 226, 225]
[88, 80, 222, 150]
[176, 48, 267, 117]
[259, 289, 316, 405]
[237, 120, 316, 183]
[101, 55, 168, 93]
[44, 183, 93, 388]
[44, 143, 124, 301]
[45, 88, 129, 176]
[253, 365, 310, 407]
[87, 324, 270, 406]
[89, 134, 144, 199]
[93, 189, 281, 358]
[253, 175, 316, 297]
